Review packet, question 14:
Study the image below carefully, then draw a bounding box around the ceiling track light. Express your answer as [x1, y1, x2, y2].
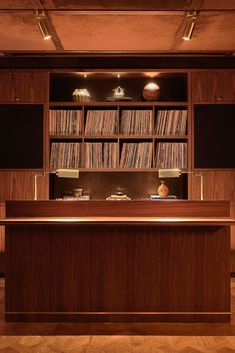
[182, 11, 197, 41]
[35, 10, 52, 40]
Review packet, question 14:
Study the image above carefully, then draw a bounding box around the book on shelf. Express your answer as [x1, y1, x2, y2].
[155, 110, 187, 135]
[150, 195, 177, 200]
[106, 193, 131, 200]
[50, 142, 82, 169]
[49, 110, 82, 135]
[155, 142, 187, 169]
[62, 195, 91, 201]
[84, 142, 118, 168]
[106, 96, 132, 102]
[120, 110, 153, 135]
[120, 142, 153, 168]
[85, 110, 118, 135]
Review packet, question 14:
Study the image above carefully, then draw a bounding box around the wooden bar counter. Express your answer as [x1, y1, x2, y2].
[1, 200, 234, 323]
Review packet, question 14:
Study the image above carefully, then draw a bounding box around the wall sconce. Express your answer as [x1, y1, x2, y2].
[35, 10, 52, 40]
[158, 168, 203, 200]
[182, 11, 197, 41]
[33, 169, 79, 200]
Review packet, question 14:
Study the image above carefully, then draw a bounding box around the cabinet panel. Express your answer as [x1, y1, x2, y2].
[189, 170, 235, 201]
[0, 104, 44, 169]
[189, 170, 235, 272]
[0, 72, 46, 102]
[192, 72, 235, 102]
[0, 203, 5, 274]
[0, 172, 48, 274]
[194, 104, 235, 169]
[0, 172, 48, 202]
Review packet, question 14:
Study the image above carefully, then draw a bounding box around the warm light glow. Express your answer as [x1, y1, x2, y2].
[145, 82, 160, 91]
[117, 73, 120, 78]
[56, 169, 80, 178]
[158, 169, 181, 178]
[84, 74, 87, 78]
[144, 72, 160, 78]
[182, 20, 195, 41]
[37, 21, 51, 40]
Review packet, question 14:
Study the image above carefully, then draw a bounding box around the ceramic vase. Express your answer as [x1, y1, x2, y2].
[157, 180, 169, 198]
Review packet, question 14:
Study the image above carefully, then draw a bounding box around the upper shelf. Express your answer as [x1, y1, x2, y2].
[49, 101, 189, 108]
[49, 72, 188, 103]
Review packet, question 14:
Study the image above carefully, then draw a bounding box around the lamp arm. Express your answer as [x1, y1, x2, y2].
[33, 172, 47, 201]
[193, 173, 204, 201]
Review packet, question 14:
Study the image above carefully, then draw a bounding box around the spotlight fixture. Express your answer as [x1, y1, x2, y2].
[35, 10, 52, 40]
[182, 11, 197, 41]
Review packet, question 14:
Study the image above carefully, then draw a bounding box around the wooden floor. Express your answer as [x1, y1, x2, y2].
[0, 278, 235, 352]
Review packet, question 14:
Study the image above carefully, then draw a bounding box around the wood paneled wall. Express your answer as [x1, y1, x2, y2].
[0, 172, 48, 273]
[0, 72, 46, 102]
[0, 172, 48, 202]
[0, 203, 5, 274]
[189, 170, 235, 272]
[190, 170, 235, 200]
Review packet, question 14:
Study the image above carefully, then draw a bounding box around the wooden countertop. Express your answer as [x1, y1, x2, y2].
[0, 217, 234, 226]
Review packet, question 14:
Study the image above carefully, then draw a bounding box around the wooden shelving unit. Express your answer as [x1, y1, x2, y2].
[48, 71, 189, 172]
[0, 67, 234, 271]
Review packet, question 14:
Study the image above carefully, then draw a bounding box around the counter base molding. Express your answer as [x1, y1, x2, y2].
[5, 222, 230, 323]
[5, 313, 230, 323]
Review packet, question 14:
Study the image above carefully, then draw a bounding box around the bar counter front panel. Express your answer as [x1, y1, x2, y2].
[3, 200, 233, 322]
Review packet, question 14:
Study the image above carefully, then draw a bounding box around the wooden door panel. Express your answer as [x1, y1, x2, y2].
[0, 72, 46, 102]
[192, 72, 235, 102]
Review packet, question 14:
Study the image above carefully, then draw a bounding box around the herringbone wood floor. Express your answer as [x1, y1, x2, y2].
[0, 279, 235, 352]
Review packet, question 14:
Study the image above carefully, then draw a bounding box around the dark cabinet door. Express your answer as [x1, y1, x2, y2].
[0, 72, 46, 102]
[192, 72, 235, 102]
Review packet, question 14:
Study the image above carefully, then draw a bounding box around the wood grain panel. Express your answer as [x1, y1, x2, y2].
[2, 334, 235, 352]
[0, 172, 48, 202]
[43, 0, 198, 11]
[0, 172, 48, 274]
[5, 200, 231, 218]
[0, 71, 46, 102]
[189, 170, 235, 271]
[1, 278, 235, 333]
[0, 203, 5, 274]
[190, 170, 235, 201]
[191, 72, 235, 102]
[5, 223, 230, 322]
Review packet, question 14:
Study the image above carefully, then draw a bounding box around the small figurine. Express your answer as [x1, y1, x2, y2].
[113, 86, 125, 99]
